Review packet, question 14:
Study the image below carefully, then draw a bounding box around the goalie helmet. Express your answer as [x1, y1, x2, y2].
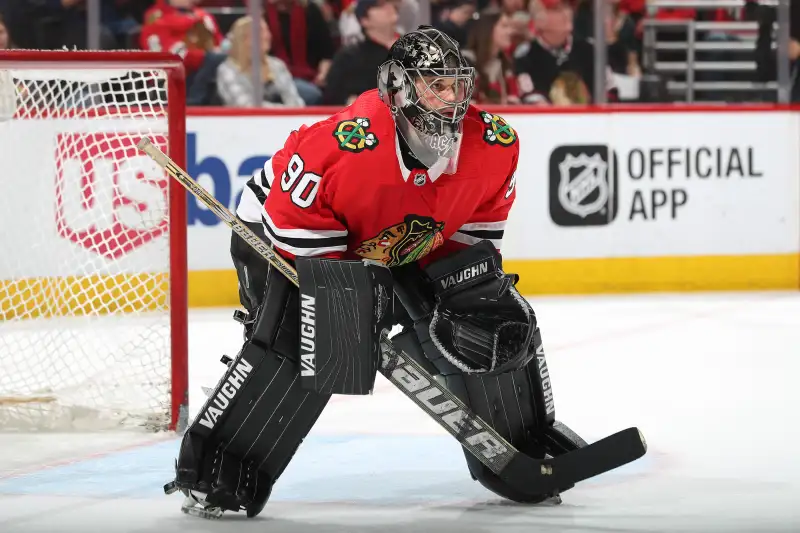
[377, 26, 475, 173]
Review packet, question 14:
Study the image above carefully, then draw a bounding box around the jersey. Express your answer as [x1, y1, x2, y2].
[140, 2, 222, 73]
[237, 89, 519, 268]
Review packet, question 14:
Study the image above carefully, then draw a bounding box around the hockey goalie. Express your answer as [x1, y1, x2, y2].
[163, 25, 644, 519]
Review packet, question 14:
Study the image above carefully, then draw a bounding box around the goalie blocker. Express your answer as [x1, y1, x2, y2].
[165, 257, 393, 518]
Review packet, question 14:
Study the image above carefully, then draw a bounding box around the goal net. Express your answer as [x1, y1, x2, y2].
[0, 51, 187, 432]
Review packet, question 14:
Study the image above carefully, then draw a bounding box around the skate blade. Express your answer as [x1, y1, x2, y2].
[182, 505, 224, 519]
[181, 495, 224, 520]
[181, 500, 224, 520]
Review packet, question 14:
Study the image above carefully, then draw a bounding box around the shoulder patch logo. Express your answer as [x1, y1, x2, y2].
[480, 111, 517, 147]
[145, 9, 163, 24]
[333, 117, 379, 153]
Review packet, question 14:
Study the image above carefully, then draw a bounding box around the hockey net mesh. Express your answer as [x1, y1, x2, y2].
[0, 61, 176, 431]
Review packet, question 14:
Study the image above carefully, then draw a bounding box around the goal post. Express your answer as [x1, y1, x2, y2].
[0, 50, 188, 432]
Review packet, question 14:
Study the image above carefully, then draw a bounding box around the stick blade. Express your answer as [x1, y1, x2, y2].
[500, 427, 647, 496]
[550, 427, 647, 485]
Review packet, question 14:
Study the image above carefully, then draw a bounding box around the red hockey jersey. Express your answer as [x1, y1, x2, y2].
[140, 1, 222, 73]
[241, 89, 519, 268]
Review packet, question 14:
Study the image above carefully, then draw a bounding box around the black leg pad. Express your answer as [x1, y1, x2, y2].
[171, 340, 330, 514]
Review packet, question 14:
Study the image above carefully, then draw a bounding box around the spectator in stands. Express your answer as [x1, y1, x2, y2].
[141, 0, 227, 105]
[0, 14, 11, 49]
[263, 0, 335, 106]
[323, 0, 399, 105]
[756, 0, 800, 102]
[514, 0, 617, 105]
[0, 2, 32, 48]
[433, 0, 476, 48]
[463, 9, 520, 104]
[573, 0, 640, 77]
[501, 0, 537, 51]
[338, 0, 364, 46]
[15, 0, 117, 50]
[392, 0, 421, 35]
[103, 0, 153, 49]
[217, 15, 305, 107]
[339, 0, 420, 46]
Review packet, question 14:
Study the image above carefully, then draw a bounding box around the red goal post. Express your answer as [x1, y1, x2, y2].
[0, 50, 188, 432]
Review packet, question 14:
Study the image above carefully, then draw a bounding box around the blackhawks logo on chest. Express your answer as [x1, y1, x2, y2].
[355, 214, 445, 267]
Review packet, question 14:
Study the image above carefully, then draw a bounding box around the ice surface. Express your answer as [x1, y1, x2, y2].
[1, 291, 798, 532]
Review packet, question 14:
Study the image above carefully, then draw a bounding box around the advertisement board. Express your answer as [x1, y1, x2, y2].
[2, 107, 797, 313]
[185, 108, 800, 301]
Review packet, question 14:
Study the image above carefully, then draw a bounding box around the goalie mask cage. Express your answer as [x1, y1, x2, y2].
[0, 50, 188, 432]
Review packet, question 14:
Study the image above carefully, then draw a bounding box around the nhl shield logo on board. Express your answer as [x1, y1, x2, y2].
[558, 153, 610, 218]
[548, 145, 618, 227]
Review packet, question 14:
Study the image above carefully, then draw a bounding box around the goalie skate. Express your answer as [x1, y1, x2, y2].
[171, 485, 225, 520]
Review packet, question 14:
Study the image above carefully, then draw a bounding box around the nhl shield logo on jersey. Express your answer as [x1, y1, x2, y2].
[355, 214, 444, 267]
[480, 111, 517, 147]
[333, 117, 379, 153]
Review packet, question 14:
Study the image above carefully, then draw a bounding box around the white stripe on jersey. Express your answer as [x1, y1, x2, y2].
[263, 234, 349, 257]
[261, 210, 348, 240]
[260, 160, 275, 188]
[237, 185, 265, 223]
[458, 221, 507, 232]
[236, 163, 274, 223]
[449, 231, 502, 249]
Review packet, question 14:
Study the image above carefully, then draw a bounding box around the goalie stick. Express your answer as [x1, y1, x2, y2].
[138, 137, 647, 501]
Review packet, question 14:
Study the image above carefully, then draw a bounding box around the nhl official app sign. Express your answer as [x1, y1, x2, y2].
[549, 145, 618, 227]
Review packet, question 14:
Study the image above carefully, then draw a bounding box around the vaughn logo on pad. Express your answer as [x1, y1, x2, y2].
[197, 356, 254, 430]
[299, 294, 316, 377]
[549, 145, 618, 227]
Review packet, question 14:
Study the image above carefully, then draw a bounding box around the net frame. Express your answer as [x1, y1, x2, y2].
[0, 50, 188, 432]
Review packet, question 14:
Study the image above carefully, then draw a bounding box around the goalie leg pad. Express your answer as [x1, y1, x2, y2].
[443, 357, 552, 503]
[171, 266, 331, 516]
[392, 324, 567, 503]
[174, 341, 330, 515]
[295, 257, 394, 395]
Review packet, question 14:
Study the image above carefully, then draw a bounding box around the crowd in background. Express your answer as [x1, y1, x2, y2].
[0, 0, 795, 107]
